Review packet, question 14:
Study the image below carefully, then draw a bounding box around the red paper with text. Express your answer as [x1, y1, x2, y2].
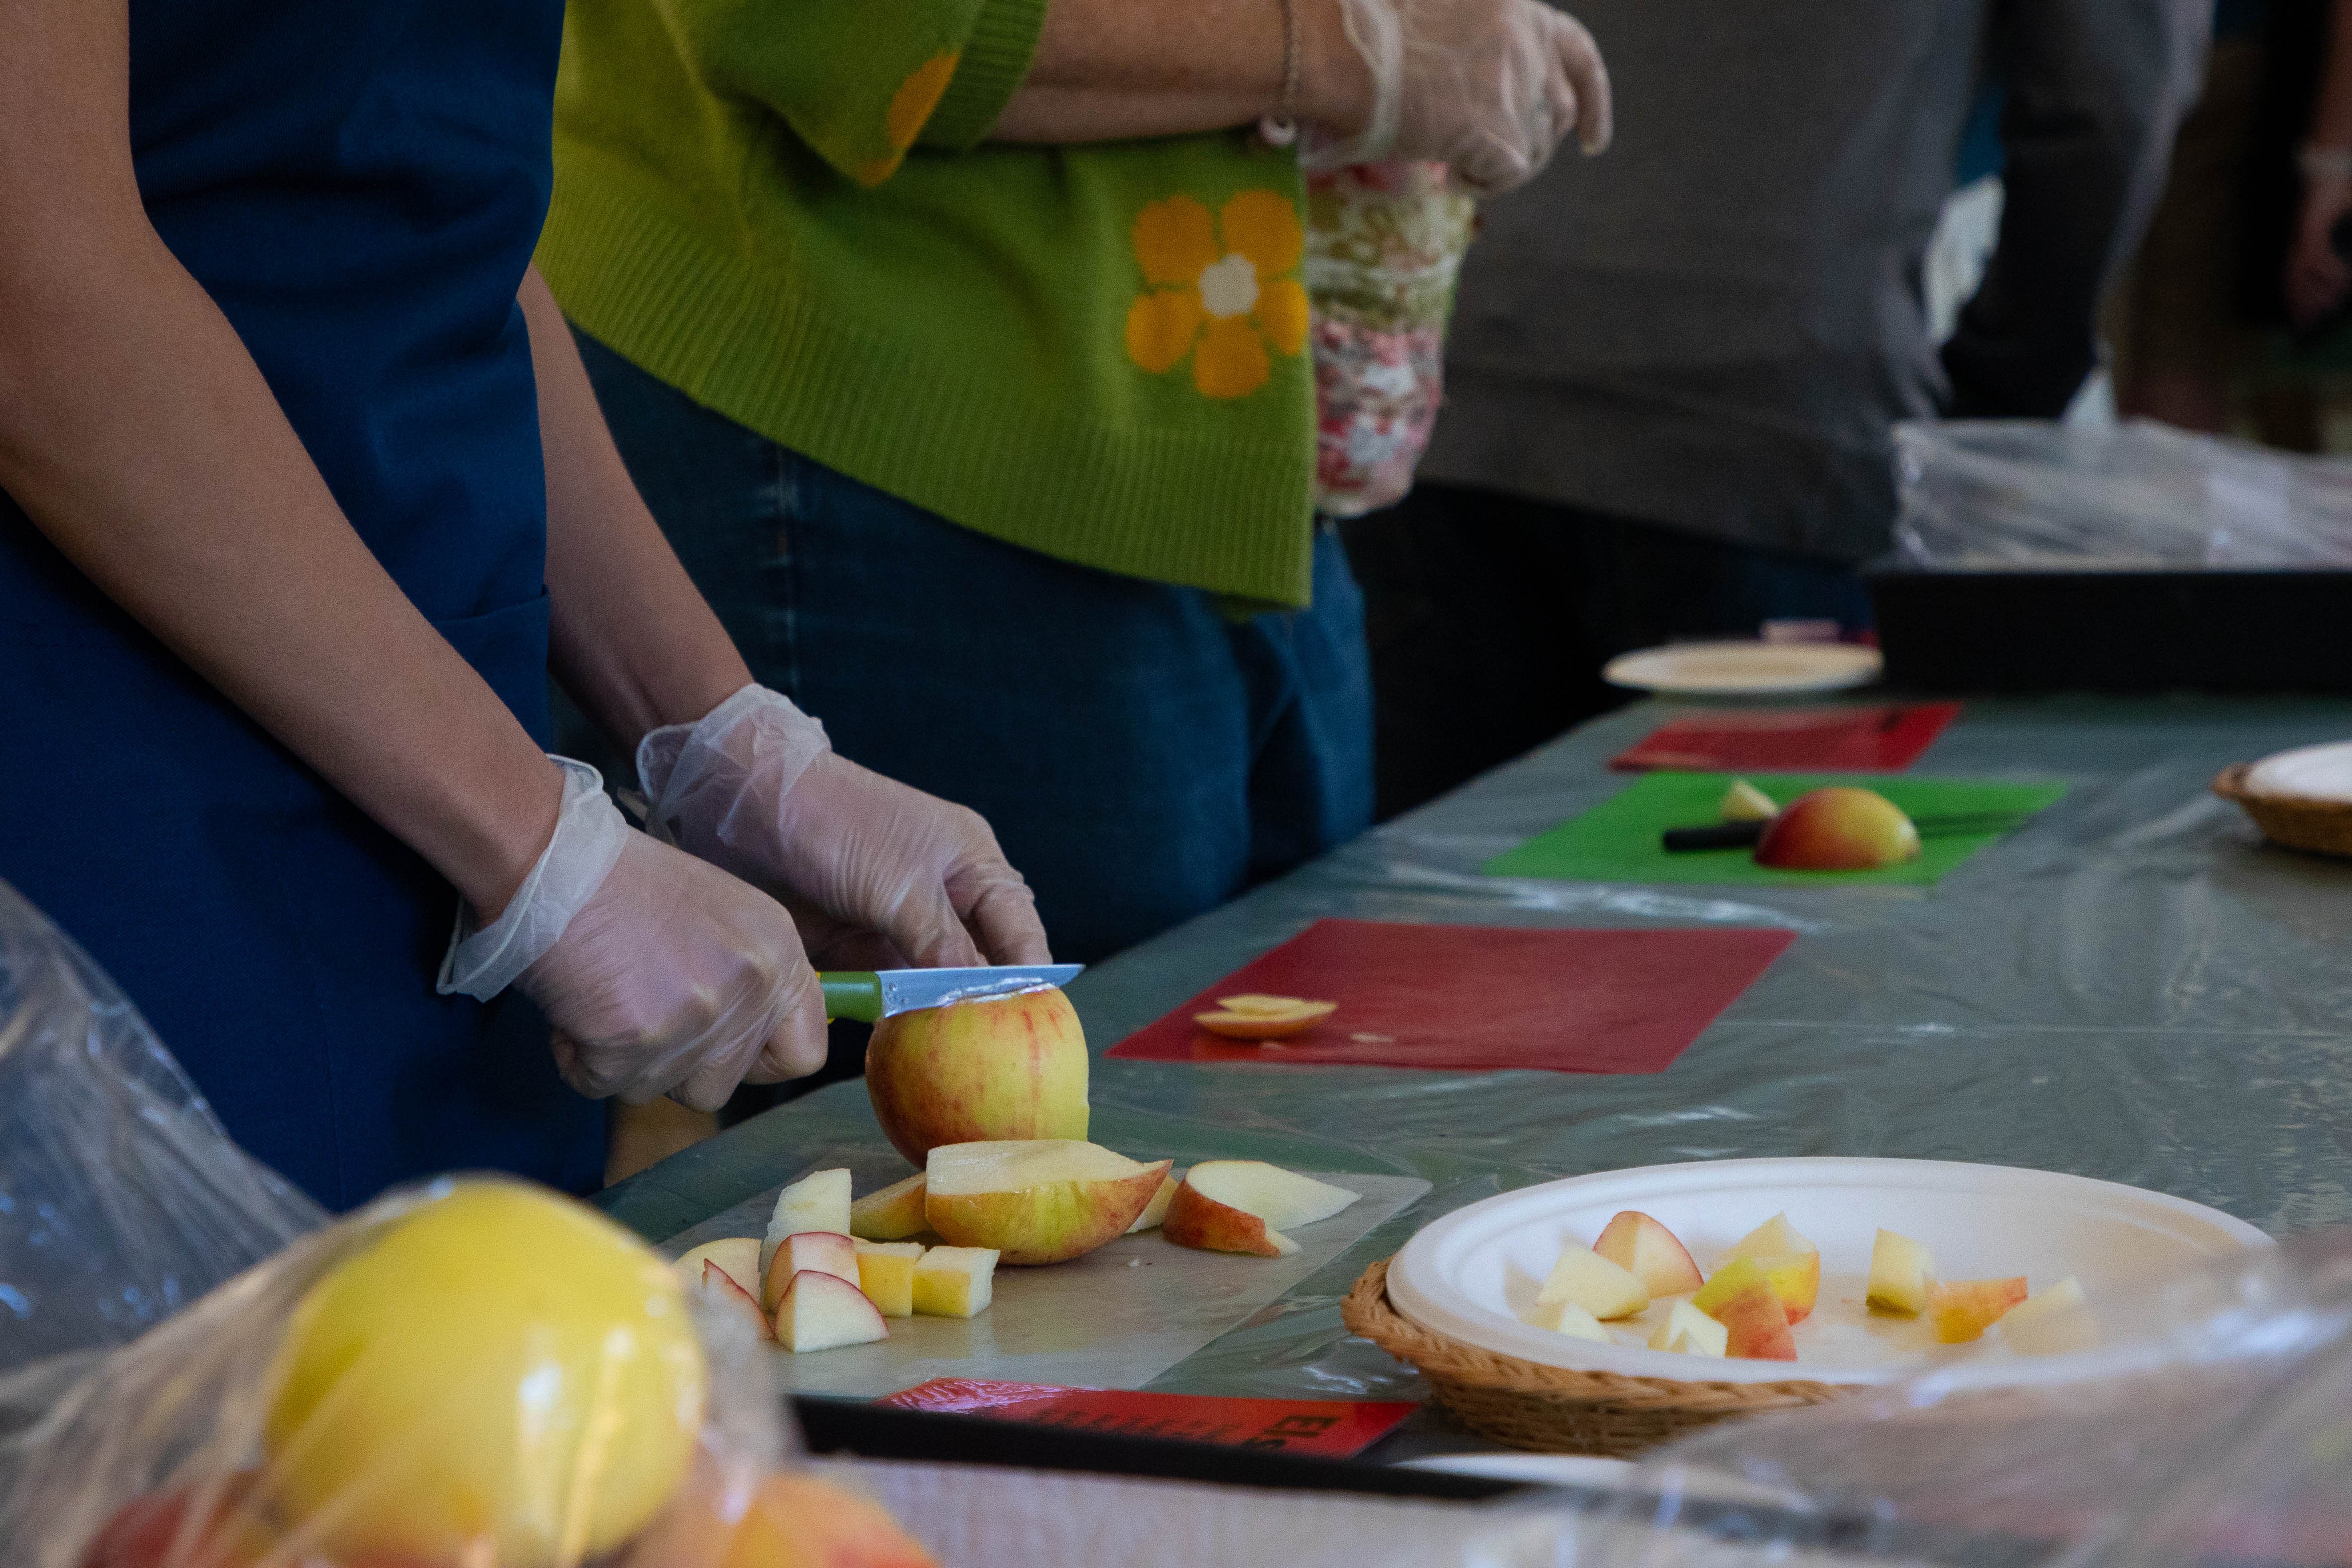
[878, 1379, 1417, 1458]
[1106, 918, 1793, 1073]
[1610, 703, 1962, 773]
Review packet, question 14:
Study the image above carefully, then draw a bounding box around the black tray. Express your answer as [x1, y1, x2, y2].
[1864, 563, 2352, 695]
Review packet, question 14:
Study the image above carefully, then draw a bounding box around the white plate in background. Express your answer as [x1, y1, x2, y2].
[1385, 1157, 2269, 1388]
[1603, 642, 1883, 695]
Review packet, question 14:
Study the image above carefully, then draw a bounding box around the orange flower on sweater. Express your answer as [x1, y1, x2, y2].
[1124, 190, 1309, 398]
[855, 50, 960, 187]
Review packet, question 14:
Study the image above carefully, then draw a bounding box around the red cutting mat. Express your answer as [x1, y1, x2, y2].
[1106, 918, 1793, 1073]
[878, 1380, 1416, 1458]
[1609, 703, 1962, 772]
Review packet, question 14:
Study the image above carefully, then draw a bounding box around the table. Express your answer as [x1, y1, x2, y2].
[593, 695, 2352, 1448]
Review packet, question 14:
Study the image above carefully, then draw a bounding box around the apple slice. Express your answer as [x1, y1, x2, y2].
[1536, 1243, 1650, 1321]
[1183, 1161, 1359, 1230]
[673, 1237, 762, 1297]
[1866, 1229, 1936, 1315]
[763, 1231, 859, 1311]
[849, 1174, 930, 1241]
[1163, 1183, 1297, 1257]
[925, 1140, 1171, 1264]
[854, 1240, 926, 1318]
[1219, 994, 1328, 1015]
[1518, 1297, 1610, 1341]
[1126, 1172, 1181, 1234]
[1724, 1212, 1816, 1262]
[1692, 1259, 1796, 1360]
[774, 1269, 888, 1353]
[1192, 1000, 1337, 1040]
[912, 1246, 999, 1317]
[1927, 1277, 2029, 1344]
[696, 1259, 775, 1343]
[2000, 1277, 2098, 1355]
[1592, 1211, 1703, 1297]
[1720, 779, 1779, 822]
[1646, 1299, 1730, 1357]
[761, 1168, 851, 1280]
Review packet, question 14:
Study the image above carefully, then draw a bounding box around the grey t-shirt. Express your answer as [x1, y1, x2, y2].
[1418, 0, 2209, 563]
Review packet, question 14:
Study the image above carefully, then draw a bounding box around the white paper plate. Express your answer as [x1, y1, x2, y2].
[1386, 1157, 2270, 1387]
[1603, 642, 1883, 695]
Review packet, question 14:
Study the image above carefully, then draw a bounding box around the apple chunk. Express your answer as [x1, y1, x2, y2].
[695, 1259, 775, 1343]
[1518, 1297, 1610, 1342]
[761, 1168, 851, 1281]
[1592, 1211, 1703, 1297]
[912, 1246, 999, 1317]
[1927, 1277, 2029, 1344]
[1126, 1173, 1181, 1234]
[2000, 1277, 2098, 1355]
[1646, 1299, 1730, 1357]
[1692, 1259, 1796, 1360]
[855, 1241, 926, 1318]
[925, 1140, 1171, 1264]
[849, 1174, 930, 1241]
[673, 1237, 762, 1297]
[763, 1231, 859, 1311]
[1718, 1212, 1821, 1321]
[774, 1270, 888, 1353]
[1866, 1228, 1936, 1315]
[1536, 1244, 1649, 1320]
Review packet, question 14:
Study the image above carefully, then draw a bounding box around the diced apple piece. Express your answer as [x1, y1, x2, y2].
[774, 1269, 889, 1353]
[1518, 1297, 1610, 1341]
[1724, 1212, 1817, 1263]
[1126, 1173, 1181, 1234]
[1536, 1243, 1650, 1321]
[696, 1259, 775, 1343]
[849, 1174, 930, 1241]
[1163, 1181, 1299, 1257]
[911, 1246, 998, 1318]
[673, 1237, 762, 1297]
[1866, 1228, 1936, 1315]
[855, 1240, 926, 1318]
[1926, 1277, 2030, 1344]
[1592, 1211, 1704, 1297]
[1720, 779, 1779, 822]
[1646, 1299, 1730, 1357]
[1192, 1001, 1337, 1040]
[763, 1231, 858, 1311]
[761, 1168, 851, 1280]
[1741, 1251, 1822, 1325]
[2000, 1277, 2098, 1355]
[1693, 1259, 1796, 1360]
[1183, 1161, 1359, 1231]
[925, 1140, 1170, 1264]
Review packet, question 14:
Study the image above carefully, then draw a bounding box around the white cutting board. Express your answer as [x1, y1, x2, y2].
[663, 1172, 1427, 1397]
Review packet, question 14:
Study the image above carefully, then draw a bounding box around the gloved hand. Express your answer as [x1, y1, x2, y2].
[440, 758, 827, 1110]
[1306, 0, 1612, 197]
[638, 686, 1052, 970]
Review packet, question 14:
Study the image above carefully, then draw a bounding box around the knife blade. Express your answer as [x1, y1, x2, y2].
[819, 965, 1084, 1023]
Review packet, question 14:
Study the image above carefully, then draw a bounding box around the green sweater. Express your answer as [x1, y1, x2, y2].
[540, 0, 1318, 606]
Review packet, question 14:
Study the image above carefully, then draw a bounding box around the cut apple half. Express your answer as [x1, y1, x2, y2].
[1535, 1243, 1649, 1320]
[925, 1140, 1171, 1264]
[1192, 999, 1337, 1041]
[1162, 1161, 1359, 1258]
[761, 1168, 851, 1281]
[762, 1231, 859, 1312]
[673, 1237, 762, 1298]
[774, 1269, 888, 1353]
[1518, 1296, 1610, 1342]
[849, 1174, 930, 1241]
[1126, 1172, 1181, 1234]
[854, 1241, 926, 1318]
[1592, 1211, 1703, 1297]
[912, 1246, 998, 1317]
[696, 1259, 775, 1343]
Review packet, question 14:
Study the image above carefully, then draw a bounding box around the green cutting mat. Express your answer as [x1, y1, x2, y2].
[1483, 773, 2070, 888]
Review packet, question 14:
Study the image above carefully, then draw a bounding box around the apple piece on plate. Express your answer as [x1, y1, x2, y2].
[1867, 1228, 1936, 1315]
[763, 1231, 859, 1311]
[1720, 779, 1780, 822]
[849, 1174, 931, 1241]
[1724, 1213, 1816, 1261]
[1126, 1172, 1181, 1234]
[761, 1168, 851, 1281]
[1518, 1296, 1611, 1342]
[694, 1259, 775, 1343]
[1754, 787, 1922, 870]
[1646, 1299, 1731, 1357]
[2000, 1276, 2098, 1355]
[673, 1237, 762, 1298]
[1692, 1258, 1797, 1360]
[1927, 1277, 2030, 1343]
[1192, 999, 1337, 1040]
[1535, 1243, 1650, 1321]
[1720, 1214, 1822, 1325]
[912, 1246, 999, 1317]
[854, 1241, 926, 1318]
[774, 1269, 889, 1353]
[925, 1140, 1171, 1264]
[1593, 1210, 1704, 1297]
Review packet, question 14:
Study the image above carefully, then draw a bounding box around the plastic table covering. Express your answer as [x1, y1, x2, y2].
[592, 695, 2352, 1429]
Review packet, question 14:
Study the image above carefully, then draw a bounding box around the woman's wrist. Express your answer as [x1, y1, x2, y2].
[1294, 0, 1377, 135]
[451, 753, 568, 925]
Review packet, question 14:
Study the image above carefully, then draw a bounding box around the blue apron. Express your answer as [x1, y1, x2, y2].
[0, 0, 603, 1208]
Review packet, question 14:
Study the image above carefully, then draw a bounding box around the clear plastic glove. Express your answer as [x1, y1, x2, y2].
[639, 686, 1052, 971]
[440, 758, 825, 1110]
[1306, 0, 1612, 197]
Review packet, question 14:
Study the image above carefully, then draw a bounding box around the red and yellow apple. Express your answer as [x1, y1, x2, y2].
[1161, 1161, 1360, 1258]
[1927, 1276, 2029, 1343]
[924, 1140, 1169, 1264]
[1592, 1211, 1703, 1297]
[1692, 1257, 1797, 1360]
[849, 1174, 930, 1241]
[912, 1246, 999, 1317]
[865, 988, 1089, 1165]
[1754, 787, 1921, 870]
[775, 1269, 889, 1353]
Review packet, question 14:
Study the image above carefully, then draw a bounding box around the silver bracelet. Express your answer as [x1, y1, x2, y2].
[2300, 144, 2352, 183]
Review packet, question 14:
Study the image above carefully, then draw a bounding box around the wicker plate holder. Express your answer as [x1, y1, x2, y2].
[1343, 1257, 1860, 1456]
[2213, 765, 2352, 858]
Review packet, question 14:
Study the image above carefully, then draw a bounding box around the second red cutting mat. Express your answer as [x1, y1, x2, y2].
[1107, 917, 1794, 1073]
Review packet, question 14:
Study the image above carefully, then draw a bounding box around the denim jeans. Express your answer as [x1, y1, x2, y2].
[568, 329, 1375, 966]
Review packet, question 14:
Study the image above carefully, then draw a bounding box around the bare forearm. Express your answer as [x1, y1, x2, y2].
[525, 272, 751, 758]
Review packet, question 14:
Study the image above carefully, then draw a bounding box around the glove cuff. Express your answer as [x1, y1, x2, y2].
[1298, 0, 1403, 170]
[436, 758, 631, 1002]
[635, 684, 831, 851]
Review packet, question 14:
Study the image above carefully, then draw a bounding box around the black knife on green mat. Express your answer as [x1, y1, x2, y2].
[1661, 813, 2035, 852]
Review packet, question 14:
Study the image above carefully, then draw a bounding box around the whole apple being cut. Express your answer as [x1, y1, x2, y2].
[865, 987, 1089, 1164]
[1754, 787, 1921, 870]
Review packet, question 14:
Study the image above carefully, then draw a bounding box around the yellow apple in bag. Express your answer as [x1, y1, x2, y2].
[865, 988, 1089, 1164]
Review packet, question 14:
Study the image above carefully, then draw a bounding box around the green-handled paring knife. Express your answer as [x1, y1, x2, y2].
[818, 965, 1083, 1023]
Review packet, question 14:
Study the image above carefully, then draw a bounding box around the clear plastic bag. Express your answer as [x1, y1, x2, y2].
[1893, 418, 2352, 570]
